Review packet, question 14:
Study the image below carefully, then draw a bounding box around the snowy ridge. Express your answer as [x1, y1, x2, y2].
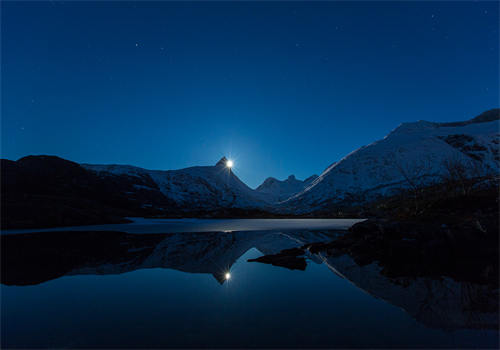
[255, 174, 318, 203]
[83, 109, 499, 215]
[83, 157, 271, 211]
[82, 157, 317, 211]
[282, 110, 499, 213]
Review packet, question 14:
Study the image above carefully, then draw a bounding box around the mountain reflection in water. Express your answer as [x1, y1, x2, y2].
[2, 229, 498, 334]
[1, 230, 339, 286]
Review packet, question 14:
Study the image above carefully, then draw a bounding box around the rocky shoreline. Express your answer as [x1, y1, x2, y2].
[249, 216, 499, 286]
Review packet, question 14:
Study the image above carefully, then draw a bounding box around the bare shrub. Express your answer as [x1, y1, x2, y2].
[441, 156, 496, 196]
[389, 154, 436, 215]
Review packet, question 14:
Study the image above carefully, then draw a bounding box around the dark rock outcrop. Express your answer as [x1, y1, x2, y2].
[1, 156, 180, 229]
[248, 247, 307, 270]
[308, 216, 499, 285]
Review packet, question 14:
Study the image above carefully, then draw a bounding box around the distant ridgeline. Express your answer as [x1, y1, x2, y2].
[1, 109, 499, 228]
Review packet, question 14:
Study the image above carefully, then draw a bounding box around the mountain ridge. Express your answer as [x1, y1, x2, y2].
[281, 109, 499, 213]
[2, 108, 498, 227]
[255, 174, 318, 203]
[82, 156, 272, 210]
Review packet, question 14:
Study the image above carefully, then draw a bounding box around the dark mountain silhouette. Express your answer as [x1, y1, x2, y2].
[1, 156, 180, 228]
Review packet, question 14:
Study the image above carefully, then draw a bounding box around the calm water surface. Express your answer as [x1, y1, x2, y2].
[2, 219, 498, 348]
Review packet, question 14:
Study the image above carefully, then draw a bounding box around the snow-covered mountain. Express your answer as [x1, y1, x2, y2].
[4, 109, 498, 224]
[255, 174, 318, 203]
[83, 157, 270, 211]
[83, 109, 499, 215]
[83, 159, 317, 210]
[281, 109, 500, 213]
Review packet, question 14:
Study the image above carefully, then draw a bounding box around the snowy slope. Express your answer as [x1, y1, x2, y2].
[255, 174, 318, 203]
[282, 109, 500, 213]
[83, 157, 271, 211]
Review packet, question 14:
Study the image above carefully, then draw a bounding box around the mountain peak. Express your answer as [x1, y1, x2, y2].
[262, 177, 277, 184]
[255, 173, 320, 203]
[215, 156, 228, 167]
[438, 108, 500, 127]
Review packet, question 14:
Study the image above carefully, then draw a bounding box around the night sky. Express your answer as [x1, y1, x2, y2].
[2, 1, 498, 188]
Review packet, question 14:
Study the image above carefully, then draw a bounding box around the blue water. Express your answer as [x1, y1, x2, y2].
[1, 226, 498, 348]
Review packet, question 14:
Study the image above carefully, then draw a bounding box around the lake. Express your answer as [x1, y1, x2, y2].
[1, 219, 498, 348]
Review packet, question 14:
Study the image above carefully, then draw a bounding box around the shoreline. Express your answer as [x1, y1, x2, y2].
[1, 217, 366, 235]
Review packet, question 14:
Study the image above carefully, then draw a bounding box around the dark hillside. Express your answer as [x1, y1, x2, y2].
[1, 156, 179, 229]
